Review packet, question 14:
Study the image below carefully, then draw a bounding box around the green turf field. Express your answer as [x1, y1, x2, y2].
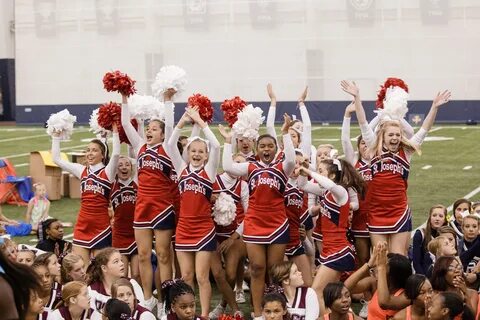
[1, 124, 479, 245]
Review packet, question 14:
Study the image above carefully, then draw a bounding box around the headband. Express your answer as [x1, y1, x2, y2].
[186, 136, 210, 152]
[333, 159, 342, 171]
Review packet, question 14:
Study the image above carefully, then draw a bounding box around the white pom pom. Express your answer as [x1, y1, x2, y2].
[46, 109, 77, 140]
[212, 192, 237, 226]
[128, 94, 165, 120]
[232, 104, 265, 140]
[378, 86, 409, 121]
[89, 108, 111, 136]
[151, 65, 187, 99]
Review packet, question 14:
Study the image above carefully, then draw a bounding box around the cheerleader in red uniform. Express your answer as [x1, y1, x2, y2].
[341, 80, 451, 255]
[209, 153, 248, 318]
[284, 151, 313, 287]
[297, 159, 365, 315]
[222, 114, 295, 319]
[120, 90, 176, 309]
[52, 125, 119, 265]
[164, 107, 220, 317]
[110, 155, 139, 282]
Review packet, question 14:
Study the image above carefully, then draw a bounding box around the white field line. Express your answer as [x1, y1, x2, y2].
[15, 163, 29, 168]
[64, 233, 73, 240]
[429, 127, 443, 133]
[422, 165, 432, 170]
[5, 143, 88, 159]
[0, 134, 47, 143]
[464, 166, 473, 170]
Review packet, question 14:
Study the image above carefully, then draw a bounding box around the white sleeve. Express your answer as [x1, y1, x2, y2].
[297, 175, 323, 196]
[298, 102, 312, 159]
[341, 117, 356, 166]
[409, 127, 428, 146]
[222, 143, 249, 177]
[47, 310, 63, 320]
[348, 187, 359, 211]
[359, 122, 376, 149]
[139, 311, 157, 320]
[130, 279, 146, 305]
[308, 193, 317, 214]
[164, 101, 175, 142]
[166, 127, 187, 176]
[51, 137, 84, 179]
[305, 288, 320, 320]
[121, 103, 143, 154]
[368, 115, 380, 132]
[282, 134, 295, 177]
[401, 118, 415, 139]
[266, 105, 278, 143]
[309, 172, 348, 206]
[309, 145, 317, 171]
[203, 126, 221, 182]
[240, 180, 249, 212]
[104, 133, 120, 181]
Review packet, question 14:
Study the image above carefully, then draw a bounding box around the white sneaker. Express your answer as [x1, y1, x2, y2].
[142, 296, 158, 311]
[234, 310, 245, 319]
[208, 303, 224, 320]
[359, 299, 368, 319]
[242, 280, 250, 291]
[235, 290, 246, 304]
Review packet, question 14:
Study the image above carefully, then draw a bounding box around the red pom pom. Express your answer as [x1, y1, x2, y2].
[103, 70, 137, 97]
[188, 93, 213, 123]
[97, 101, 137, 145]
[97, 101, 121, 130]
[376, 77, 409, 109]
[118, 118, 138, 145]
[221, 96, 247, 127]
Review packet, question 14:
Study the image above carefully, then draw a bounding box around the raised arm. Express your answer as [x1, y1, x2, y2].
[297, 175, 324, 197]
[51, 135, 84, 179]
[220, 125, 249, 177]
[121, 95, 143, 153]
[301, 168, 348, 206]
[420, 90, 451, 133]
[298, 86, 312, 160]
[377, 242, 411, 310]
[341, 80, 376, 148]
[166, 112, 189, 175]
[281, 113, 295, 177]
[163, 89, 177, 142]
[341, 102, 357, 166]
[104, 125, 120, 181]
[266, 83, 278, 142]
[200, 125, 220, 183]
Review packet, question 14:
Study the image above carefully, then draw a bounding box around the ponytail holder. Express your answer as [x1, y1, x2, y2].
[333, 159, 342, 171]
[161, 278, 182, 290]
[264, 284, 284, 295]
[120, 313, 133, 320]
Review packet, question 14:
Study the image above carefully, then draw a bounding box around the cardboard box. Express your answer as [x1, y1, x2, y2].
[29, 151, 67, 201]
[69, 174, 81, 199]
[68, 152, 86, 165]
[61, 172, 69, 197]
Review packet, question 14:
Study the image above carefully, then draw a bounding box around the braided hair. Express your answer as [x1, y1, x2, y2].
[161, 279, 195, 313]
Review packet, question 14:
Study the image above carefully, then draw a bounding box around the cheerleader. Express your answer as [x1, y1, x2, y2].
[120, 90, 176, 309]
[222, 114, 295, 318]
[49, 281, 100, 320]
[297, 159, 365, 315]
[25, 289, 47, 320]
[341, 80, 451, 255]
[86, 247, 144, 314]
[266, 85, 315, 167]
[284, 151, 313, 286]
[209, 153, 248, 318]
[32, 261, 62, 319]
[110, 155, 139, 282]
[270, 261, 319, 320]
[341, 102, 372, 266]
[164, 107, 220, 317]
[52, 125, 119, 264]
[111, 278, 156, 320]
